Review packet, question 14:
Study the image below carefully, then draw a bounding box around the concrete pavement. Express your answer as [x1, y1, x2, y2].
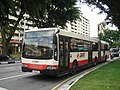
[0, 59, 20, 65]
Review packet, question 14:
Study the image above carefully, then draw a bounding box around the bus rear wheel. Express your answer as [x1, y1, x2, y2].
[70, 62, 78, 75]
[104, 55, 107, 62]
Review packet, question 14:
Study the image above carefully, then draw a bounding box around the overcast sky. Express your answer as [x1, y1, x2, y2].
[80, 3, 118, 37]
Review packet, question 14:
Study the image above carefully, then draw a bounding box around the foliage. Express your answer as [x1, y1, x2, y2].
[98, 28, 120, 48]
[26, 0, 80, 28]
[0, 0, 18, 55]
[80, 0, 120, 31]
[0, 0, 80, 55]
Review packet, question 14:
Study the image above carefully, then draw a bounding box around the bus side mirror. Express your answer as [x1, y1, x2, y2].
[53, 35, 57, 44]
[53, 30, 59, 44]
[54, 51, 57, 61]
[53, 35, 57, 61]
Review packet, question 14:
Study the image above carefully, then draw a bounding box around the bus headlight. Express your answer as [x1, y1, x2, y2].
[47, 66, 56, 70]
[22, 64, 27, 67]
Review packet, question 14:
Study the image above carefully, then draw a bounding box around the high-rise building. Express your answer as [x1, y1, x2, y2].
[66, 15, 90, 37]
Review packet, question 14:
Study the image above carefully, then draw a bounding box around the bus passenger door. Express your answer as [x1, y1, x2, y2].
[98, 41, 101, 61]
[88, 42, 92, 63]
[59, 36, 70, 72]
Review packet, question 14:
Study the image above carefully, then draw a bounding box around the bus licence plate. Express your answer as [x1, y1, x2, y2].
[32, 70, 40, 74]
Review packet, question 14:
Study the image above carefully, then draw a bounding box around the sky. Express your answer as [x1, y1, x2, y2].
[80, 4, 107, 37]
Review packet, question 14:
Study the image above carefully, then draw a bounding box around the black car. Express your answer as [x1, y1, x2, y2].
[0, 54, 9, 61]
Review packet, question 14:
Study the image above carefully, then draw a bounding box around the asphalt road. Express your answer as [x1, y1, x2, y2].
[0, 63, 70, 90]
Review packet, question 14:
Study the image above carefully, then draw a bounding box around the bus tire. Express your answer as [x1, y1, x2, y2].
[70, 61, 78, 75]
[93, 57, 97, 66]
[104, 55, 107, 62]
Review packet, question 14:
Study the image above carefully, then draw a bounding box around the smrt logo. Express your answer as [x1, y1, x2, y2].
[77, 53, 85, 58]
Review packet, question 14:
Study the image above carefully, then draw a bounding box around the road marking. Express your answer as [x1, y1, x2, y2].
[58, 70, 96, 90]
[5, 67, 16, 70]
[51, 73, 80, 90]
[0, 73, 32, 81]
[0, 87, 9, 90]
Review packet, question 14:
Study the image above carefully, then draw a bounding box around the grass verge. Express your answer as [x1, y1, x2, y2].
[70, 58, 120, 90]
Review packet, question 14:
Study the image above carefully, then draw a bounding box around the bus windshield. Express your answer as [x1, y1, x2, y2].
[22, 30, 55, 59]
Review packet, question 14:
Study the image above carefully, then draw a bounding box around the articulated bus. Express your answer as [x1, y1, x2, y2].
[21, 28, 109, 76]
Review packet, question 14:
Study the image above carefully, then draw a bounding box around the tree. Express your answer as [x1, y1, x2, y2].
[80, 0, 120, 31]
[0, 0, 18, 55]
[0, 0, 80, 55]
[98, 29, 120, 48]
[26, 0, 80, 28]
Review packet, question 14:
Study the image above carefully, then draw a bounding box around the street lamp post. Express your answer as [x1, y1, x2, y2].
[23, 13, 29, 31]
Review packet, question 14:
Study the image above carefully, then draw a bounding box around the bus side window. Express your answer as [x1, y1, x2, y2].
[60, 45, 63, 57]
[70, 38, 77, 52]
[59, 41, 64, 67]
[70, 43, 74, 51]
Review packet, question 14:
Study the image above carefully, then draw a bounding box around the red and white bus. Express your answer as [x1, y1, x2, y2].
[21, 28, 109, 76]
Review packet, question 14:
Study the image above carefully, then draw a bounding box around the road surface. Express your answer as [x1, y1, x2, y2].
[0, 63, 70, 90]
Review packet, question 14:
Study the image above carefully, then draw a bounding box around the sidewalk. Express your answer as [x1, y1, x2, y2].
[0, 58, 21, 65]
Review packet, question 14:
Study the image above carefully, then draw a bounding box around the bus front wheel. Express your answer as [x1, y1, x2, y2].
[70, 61, 78, 75]
[93, 57, 98, 66]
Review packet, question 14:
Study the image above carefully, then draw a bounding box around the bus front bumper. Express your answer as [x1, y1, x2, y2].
[21, 66, 58, 76]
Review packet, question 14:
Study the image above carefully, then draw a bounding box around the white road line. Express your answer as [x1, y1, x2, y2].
[0, 87, 9, 90]
[0, 73, 32, 81]
[5, 67, 16, 70]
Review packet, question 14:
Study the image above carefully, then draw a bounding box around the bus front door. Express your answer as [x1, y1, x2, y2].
[59, 36, 70, 73]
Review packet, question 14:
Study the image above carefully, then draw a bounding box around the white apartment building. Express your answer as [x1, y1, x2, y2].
[66, 15, 90, 37]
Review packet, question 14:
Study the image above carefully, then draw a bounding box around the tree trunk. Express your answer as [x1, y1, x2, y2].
[1, 28, 10, 55]
[2, 39, 10, 55]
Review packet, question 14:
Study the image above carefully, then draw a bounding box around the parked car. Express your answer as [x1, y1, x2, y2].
[0, 54, 9, 61]
[110, 48, 119, 57]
